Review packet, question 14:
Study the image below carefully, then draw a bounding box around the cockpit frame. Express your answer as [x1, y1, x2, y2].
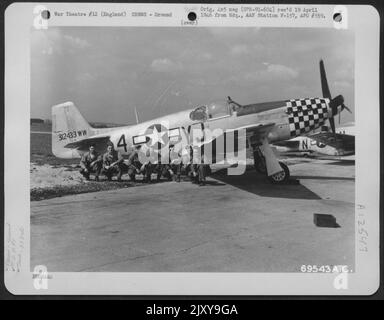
[189, 98, 240, 122]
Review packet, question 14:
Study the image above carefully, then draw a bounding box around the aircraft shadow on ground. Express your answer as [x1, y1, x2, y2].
[179, 178, 226, 186]
[211, 170, 322, 200]
[200, 180, 226, 186]
[292, 175, 354, 181]
[322, 160, 355, 166]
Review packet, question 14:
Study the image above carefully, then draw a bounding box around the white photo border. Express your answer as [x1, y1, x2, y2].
[4, 3, 380, 295]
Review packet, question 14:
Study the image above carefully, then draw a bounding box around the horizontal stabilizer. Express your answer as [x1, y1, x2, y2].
[64, 135, 111, 154]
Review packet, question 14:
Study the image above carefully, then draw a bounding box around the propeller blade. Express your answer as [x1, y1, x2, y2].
[343, 104, 352, 113]
[320, 59, 332, 99]
[319, 60, 349, 134]
[329, 95, 344, 109]
[329, 116, 336, 134]
[329, 94, 344, 116]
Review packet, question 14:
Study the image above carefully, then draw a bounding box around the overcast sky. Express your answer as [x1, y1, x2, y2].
[31, 27, 354, 124]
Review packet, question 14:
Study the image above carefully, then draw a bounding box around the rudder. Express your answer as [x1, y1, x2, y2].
[52, 102, 93, 158]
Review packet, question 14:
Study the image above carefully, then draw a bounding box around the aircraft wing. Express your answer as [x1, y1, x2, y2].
[228, 122, 276, 145]
[64, 135, 111, 153]
[198, 123, 275, 148]
[272, 140, 300, 149]
[308, 132, 355, 150]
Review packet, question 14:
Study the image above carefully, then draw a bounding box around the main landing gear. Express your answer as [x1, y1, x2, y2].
[252, 142, 290, 184]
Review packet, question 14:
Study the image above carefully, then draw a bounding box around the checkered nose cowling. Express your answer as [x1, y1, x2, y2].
[287, 98, 330, 137]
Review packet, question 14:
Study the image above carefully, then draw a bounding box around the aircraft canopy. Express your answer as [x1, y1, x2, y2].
[190, 99, 239, 121]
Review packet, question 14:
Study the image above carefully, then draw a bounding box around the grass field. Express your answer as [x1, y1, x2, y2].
[30, 129, 137, 200]
[30, 131, 79, 166]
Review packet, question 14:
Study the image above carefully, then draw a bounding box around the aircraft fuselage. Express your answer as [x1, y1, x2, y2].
[100, 97, 331, 157]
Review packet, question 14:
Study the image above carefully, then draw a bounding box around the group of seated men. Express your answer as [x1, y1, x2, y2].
[79, 142, 209, 186]
[79, 142, 124, 182]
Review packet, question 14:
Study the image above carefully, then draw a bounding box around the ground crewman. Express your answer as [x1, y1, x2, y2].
[169, 145, 182, 182]
[192, 145, 207, 186]
[102, 142, 124, 181]
[138, 145, 153, 183]
[126, 147, 141, 182]
[79, 144, 102, 181]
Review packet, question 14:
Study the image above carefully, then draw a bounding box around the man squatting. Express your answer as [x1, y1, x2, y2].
[79, 142, 208, 184]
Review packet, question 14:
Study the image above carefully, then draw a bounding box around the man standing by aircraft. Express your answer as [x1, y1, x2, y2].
[102, 142, 124, 181]
[79, 144, 102, 181]
[197, 158, 208, 187]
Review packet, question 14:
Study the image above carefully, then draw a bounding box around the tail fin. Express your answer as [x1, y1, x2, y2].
[52, 102, 94, 158]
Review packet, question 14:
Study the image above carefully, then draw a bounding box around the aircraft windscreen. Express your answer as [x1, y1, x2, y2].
[207, 100, 231, 119]
[189, 99, 235, 121]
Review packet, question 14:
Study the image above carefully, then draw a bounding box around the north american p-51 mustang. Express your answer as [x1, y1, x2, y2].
[272, 123, 355, 157]
[52, 60, 351, 184]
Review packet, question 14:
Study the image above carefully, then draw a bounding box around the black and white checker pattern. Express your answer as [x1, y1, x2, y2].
[287, 98, 329, 137]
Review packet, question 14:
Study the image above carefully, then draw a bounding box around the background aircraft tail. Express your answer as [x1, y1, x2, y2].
[52, 102, 94, 158]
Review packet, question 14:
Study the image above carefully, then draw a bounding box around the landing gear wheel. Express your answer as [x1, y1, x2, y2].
[268, 162, 290, 184]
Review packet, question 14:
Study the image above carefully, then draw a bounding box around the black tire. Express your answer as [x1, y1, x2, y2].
[268, 162, 290, 184]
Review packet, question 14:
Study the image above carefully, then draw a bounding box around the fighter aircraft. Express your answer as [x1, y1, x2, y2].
[272, 123, 355, 157]
[52, 60, 351, 184]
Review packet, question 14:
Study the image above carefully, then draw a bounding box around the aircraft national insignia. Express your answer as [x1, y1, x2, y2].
[144, 124, 169, 148]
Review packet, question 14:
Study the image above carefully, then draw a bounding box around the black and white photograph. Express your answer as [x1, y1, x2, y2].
[4, 3, 380, 296]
